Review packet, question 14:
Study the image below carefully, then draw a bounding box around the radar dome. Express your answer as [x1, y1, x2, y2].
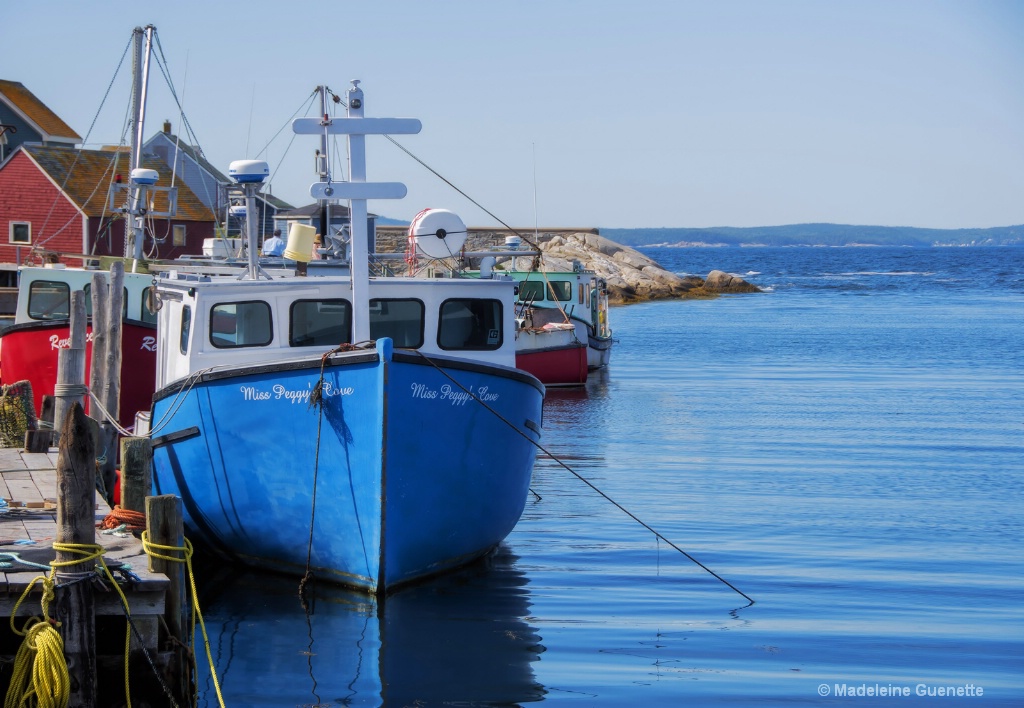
[228, 160, 270, 184]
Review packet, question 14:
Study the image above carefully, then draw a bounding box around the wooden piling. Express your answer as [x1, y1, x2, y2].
[146, 494, 190, 704]
[54, 402, 97, 707]
[120, 437, 152, 514]
[1, 447, 185, 706]
[88, 271, 109, 420]
[53, 292, 87, 447]
[89, 265, 123, 501]
[24, 394, 55, 452]
[23, 430, 49, 453]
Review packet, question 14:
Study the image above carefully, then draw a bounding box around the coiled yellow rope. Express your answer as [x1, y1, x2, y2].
[4, 543, 139, 708]
[5, 537, 226, 708]
[5, 576, 68, 708]
[141, 533, 226, 708]
[49, 543, 135, 707]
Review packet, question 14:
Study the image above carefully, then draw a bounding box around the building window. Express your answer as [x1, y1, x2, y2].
[10, 222, 31, 245]
[173, 224, 186, 247]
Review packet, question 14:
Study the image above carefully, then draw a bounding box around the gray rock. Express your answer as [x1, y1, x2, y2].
[530, 232, 759, 303]
[704, 270, 762, 293]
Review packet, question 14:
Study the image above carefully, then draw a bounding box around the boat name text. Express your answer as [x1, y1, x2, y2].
[48, 332, 96, 350]
[240, 382, 355, 403]
[410, 382, 499, 406]
[48, 332, 156, 352]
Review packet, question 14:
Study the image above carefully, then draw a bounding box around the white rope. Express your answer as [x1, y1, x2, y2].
[143, 367, 215, 437]
[84, 390, 135, 437]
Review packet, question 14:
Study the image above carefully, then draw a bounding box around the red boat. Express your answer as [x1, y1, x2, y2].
[0, 265, 158, 429]
[0, 319, 155, 429]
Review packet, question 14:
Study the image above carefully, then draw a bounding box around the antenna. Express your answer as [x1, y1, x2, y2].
[532, 142, 539, 240]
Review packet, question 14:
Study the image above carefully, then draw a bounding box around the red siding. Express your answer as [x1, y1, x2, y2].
[0, 151, 84, 264]
[0, 151, 217, 263]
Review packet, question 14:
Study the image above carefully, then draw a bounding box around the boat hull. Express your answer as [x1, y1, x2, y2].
[587, 331, 614, 369]
[515, 338, 588, 386]
[0, 319, 156, 428]
[149, 339, 543, 594]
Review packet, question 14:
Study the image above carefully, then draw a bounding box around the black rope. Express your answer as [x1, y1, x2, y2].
[383, 135, 542, 253]
[409, 349, 754, 605]
[323, 87, 542, 253]
[104, 575, 184, 707]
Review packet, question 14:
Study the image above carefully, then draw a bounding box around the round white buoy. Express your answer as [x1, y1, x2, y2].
[409, 208, 467, 259]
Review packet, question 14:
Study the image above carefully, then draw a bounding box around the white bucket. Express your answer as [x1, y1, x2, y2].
[283, 223, 316, 262]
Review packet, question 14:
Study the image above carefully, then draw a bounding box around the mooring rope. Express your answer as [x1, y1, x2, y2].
[141, 533, 225, 708]
[299, 347, 333, 606]
[299, 341, 375, 606]
[409, 349, 754, 605]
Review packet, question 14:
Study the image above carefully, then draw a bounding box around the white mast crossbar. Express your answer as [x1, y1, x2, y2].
[292, 81, 421, 344]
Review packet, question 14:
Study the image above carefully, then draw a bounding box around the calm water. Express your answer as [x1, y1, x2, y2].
[195, 247, 1024, 706]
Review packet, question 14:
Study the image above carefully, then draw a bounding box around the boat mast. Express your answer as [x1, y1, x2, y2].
[345, 81, 372, 343]
[128, 25, 156, 262]
[317, 86, 331, 259]
[292, 81, 420, 343]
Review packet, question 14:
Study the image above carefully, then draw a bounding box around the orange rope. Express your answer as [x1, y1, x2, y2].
[97, 506, 147, 532]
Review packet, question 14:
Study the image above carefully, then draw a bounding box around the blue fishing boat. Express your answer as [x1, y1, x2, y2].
[144, 81, 544, 594]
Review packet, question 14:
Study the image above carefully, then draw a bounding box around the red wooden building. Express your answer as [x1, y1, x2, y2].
[0, 143, 216, 266]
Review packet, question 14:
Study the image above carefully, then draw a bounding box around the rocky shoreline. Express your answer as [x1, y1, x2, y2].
[375, 225, 760, 305]
[520, 231, 761, 304]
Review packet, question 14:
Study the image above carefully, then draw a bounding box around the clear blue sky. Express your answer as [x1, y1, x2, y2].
[3, 1, 1022, 229]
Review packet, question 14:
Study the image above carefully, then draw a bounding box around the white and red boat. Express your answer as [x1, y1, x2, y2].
[0, 264, 156, 428]
[513, 320, 588, 387]
[404, 211, 610, 387]
[511, 268, 613, 371]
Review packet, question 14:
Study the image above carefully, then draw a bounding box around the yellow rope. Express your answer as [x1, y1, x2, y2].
[5, 576, 68, 708]
[4, 618, 69, 708]
[141, 533, 226, 708]
[49, 543, 134, 708]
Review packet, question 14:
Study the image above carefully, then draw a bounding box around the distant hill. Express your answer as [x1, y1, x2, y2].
[375, 216, 411, 226]
[600, 223, 1024, 248]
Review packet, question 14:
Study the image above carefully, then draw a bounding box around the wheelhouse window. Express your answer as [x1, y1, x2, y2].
[518, 281, 544, 303]
[438, 298, 502, 350]
[210, 301, 272, 348]
[290, 299, 352, 347]
[517, 279, 572, 303]
[369, 298, 424, 348]
[27, 280, 69, 320]
[545, 281, 573, 302]
[141, 287, 158, 324]
[9, 222, 31, 245]
[179, 305, 192, 354]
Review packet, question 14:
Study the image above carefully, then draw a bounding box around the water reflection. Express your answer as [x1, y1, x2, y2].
[196, 545, 545, 706]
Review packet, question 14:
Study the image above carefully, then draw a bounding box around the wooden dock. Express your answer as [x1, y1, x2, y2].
[1, 445, 186, 705]
[1, 447, 168, 620]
